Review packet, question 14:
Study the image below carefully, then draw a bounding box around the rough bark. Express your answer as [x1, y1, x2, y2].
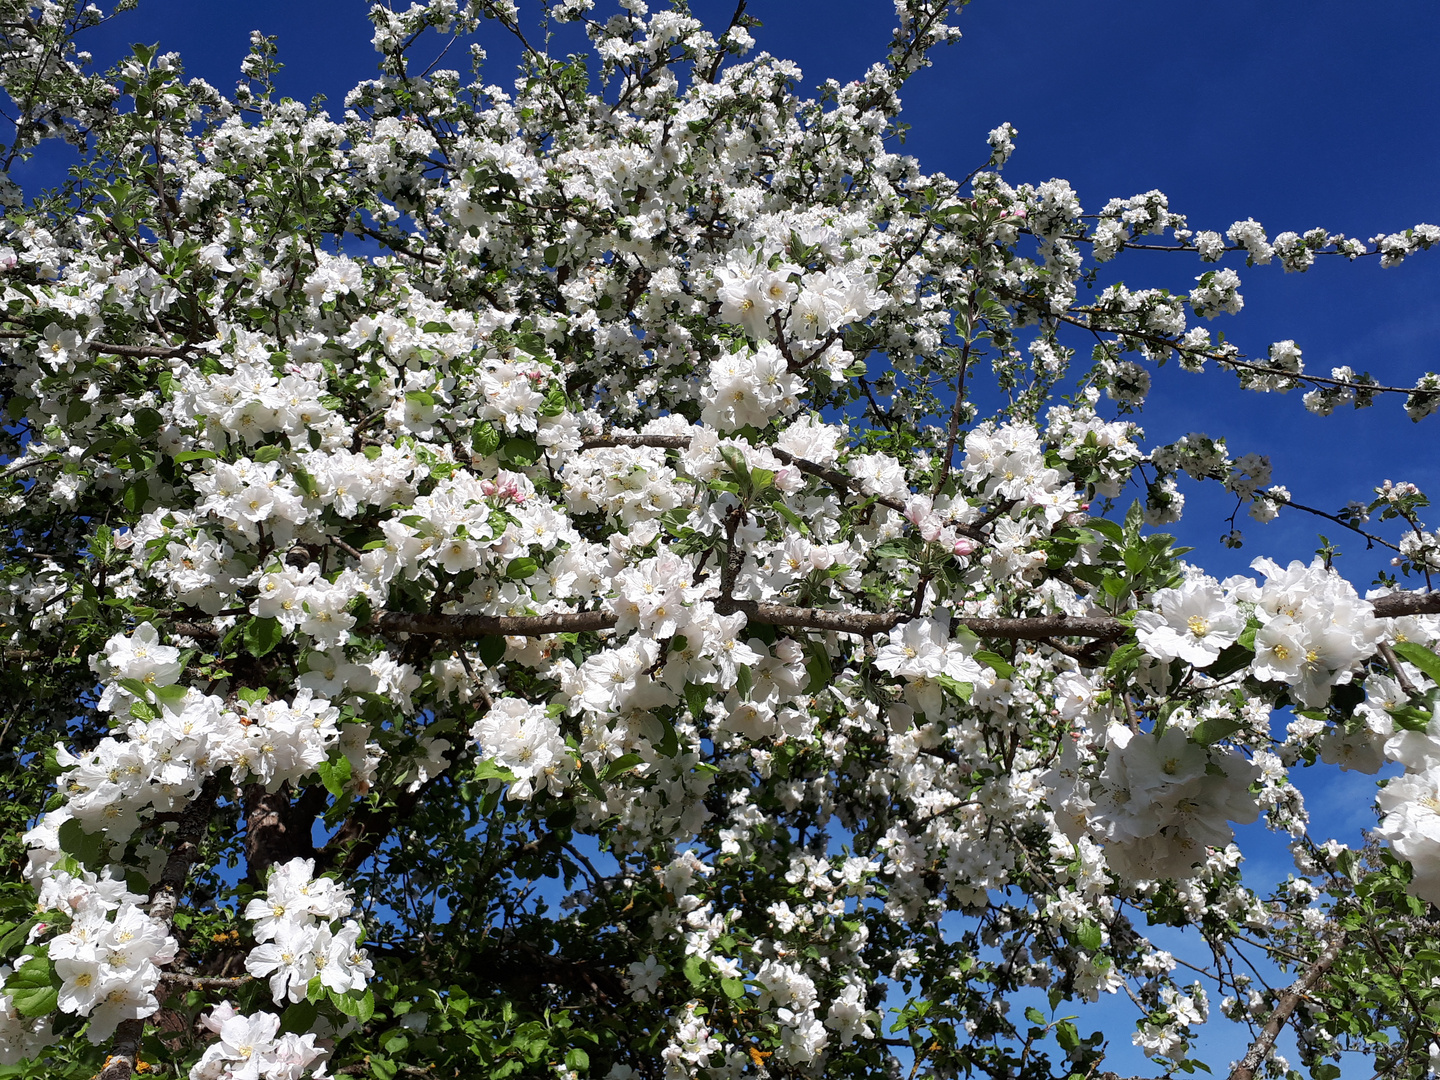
[1229, 931, 1346, 1080]
[370, 589, 1440, 642]
[97, 780, 217, 1080]
[243, 782, 322, 887]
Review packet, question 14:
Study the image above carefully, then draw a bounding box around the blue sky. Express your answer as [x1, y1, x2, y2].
[9, 1, 1439, 1073]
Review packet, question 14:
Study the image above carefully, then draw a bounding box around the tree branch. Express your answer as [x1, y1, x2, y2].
[1229, 930, 1345, 1080]
[933, 301, 975, 498]
[98, 779, 218, 1080]
[370, 589, 1439, 643]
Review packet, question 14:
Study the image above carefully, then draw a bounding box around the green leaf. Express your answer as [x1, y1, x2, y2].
[472, 421, 501, 457]
[565, 1048, 590, 1073]
[0, 919, 38, 958]
[682, 955, 706, 987]
[1204, 641, 1254, 679]
[654, 719, 681, 758]
[1106, 642, 1142, 675]
[772, 499, 810, 536]
[278, 998, 319, 1035]
[1055, 1019, 1080, 1052]
[57, 819, 107, 869]
[803, 638, 832, 694]
[736, 664, 753, 701]
[1193, 718, 1244, 745]
[515, 332, 548, 358]
[505, 557, 538, 580]
[474, 758, 517, 783]
[721, 977, 746, 1000]
[871, 538, 912, 561]
[132, 407, 163, 437]
[243, 617, 284, 658]
[117, 677, 152, 700]
[1024, 1005, 1046, 1026]
[291, 466, 320, 499]
[1394, 641, 1440, 686]
[253, 444, 284, 464]
[121, 476, 149, 512]
[684, 682, 710, 720]
[3, 956, 59, 1017]
[1075, 920, 1103, 952]
[172, 449, 218, 463]
[540, 387, 568, 417]
[502, 437, 540, 466]
[1086, 517, 1124, 545]
[477, 635, 506, 667]
[936, 674, 973, 702]
[1388, 705, 1434, 732]
[315, 754, 353, 798]
[327, 986, 375, 1022]
[151, 681, 189, 709]
[975, 650, 1015, 679]
[1101, 574, 1129, 599]
[577, 760, 603, 799]
[600, 753, 644, 782]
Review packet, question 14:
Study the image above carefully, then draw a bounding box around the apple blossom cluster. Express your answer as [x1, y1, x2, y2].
[47, 623, 355, 841]
[1132, 559, 1385, 709]
[243, 858, 372, 1005]
[623, 847, 884, 1071]
[189, 1002, 326, 1080]
[21, 868, 176, 1045]
[1243, 557, 1385, 706]
[1049, 725, 1259, 884]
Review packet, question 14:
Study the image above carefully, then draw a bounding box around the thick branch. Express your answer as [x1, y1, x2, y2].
[1229, 930, 1345, 1080]
[720, 598, 901, 635]
[376, 609, 616, 637]
[1373, 590, 1440, 618]
[579, 434, 691, 450]
[369, 589, 1438, 643]
[99, 780, 217, 1080]
[243, 782, 322, 886]
[93, 340, 197, 359]
[161, 973, 253, 989]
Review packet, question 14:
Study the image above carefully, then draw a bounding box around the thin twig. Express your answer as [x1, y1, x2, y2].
[932, 297, 975, 498]
[1378, 640, 1419, 697]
